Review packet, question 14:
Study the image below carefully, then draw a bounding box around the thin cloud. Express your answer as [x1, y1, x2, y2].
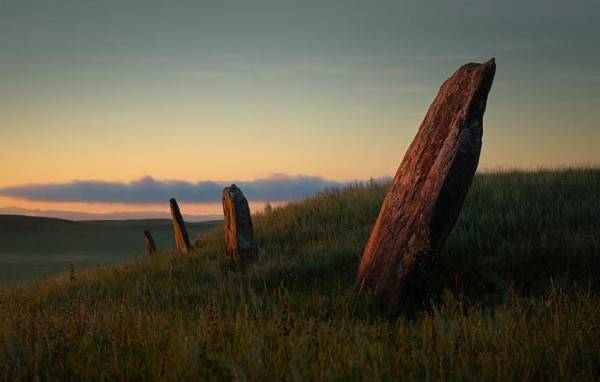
[565, 74, 600, 83]
[485, 42, 532, 52]
[357, 85, 435, 94]
[189, 69, 227, 80]
[263, 61, 410, 77]
[0, 175, 346, 204]
[406, 53, 474, 63]
[485, 39, 575, 53]
[188, 55, 411, 79]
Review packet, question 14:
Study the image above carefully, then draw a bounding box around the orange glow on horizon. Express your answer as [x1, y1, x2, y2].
[0, 196, 284, 217]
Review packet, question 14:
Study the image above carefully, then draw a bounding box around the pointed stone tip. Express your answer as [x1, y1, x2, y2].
[169, 198, 176, 204]
[482, 57, 496, 81]
[460, 58, 495, 73]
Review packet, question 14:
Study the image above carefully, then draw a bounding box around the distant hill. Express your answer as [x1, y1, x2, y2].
[0, 215, 221, 285]
[0, 206, 222, 222]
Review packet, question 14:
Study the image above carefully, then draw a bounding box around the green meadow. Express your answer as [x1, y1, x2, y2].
[0, 169, 599, 380]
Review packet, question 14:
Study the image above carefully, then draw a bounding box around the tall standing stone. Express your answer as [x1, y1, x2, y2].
[222, 185, 257, 261]
[170, 198, 191, 254]
[357, 59, 496, 311]
[143, 230, 157, 256]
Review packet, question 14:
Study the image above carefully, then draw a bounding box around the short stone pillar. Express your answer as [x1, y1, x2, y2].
[222, 185, 257, 261]
[143, 230, 157, 256]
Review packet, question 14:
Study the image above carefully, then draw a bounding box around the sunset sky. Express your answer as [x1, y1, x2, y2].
[1, 0, 599, 217]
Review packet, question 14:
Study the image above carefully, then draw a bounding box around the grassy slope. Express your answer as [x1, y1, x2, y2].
[0, 169, 599, 380]
[0, 216, 221, 285]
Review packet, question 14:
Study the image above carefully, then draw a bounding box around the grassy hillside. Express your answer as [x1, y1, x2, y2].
[0, 216, 221, 285]
[0, 169, 599, 380]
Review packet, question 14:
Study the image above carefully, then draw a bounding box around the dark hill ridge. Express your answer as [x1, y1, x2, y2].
[0, 214, 80, 230]
[0, 206, 222, 221]
[0, 215, 221, 252]
[0, 215, 221, 285]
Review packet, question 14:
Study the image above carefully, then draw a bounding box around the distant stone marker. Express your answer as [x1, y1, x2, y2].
[222, 185, 257, 261]
[143, 230, 157, 256]
[170, 198, 191, 254]
[357, 59, 496, 311]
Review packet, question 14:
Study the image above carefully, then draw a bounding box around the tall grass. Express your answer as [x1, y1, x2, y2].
[0, 169, 599, 380]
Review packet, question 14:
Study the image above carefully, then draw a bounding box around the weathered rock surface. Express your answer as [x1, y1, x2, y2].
[222, 185, 257, 261]
[143, 230, 157, 256]
[170, 198, 191, 254]
[357, 58, 496, 311]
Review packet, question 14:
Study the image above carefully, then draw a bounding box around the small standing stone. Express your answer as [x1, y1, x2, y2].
[356, 59, 496, 311]
[170, 198, 191, 254]
[222, 184, 257, 261]
[143, 230, 157, 256]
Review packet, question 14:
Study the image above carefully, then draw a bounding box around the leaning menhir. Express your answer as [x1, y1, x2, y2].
[222, 184, 257, 262]
[170, 198, 191, 254]
[357, 58, 496, 311]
